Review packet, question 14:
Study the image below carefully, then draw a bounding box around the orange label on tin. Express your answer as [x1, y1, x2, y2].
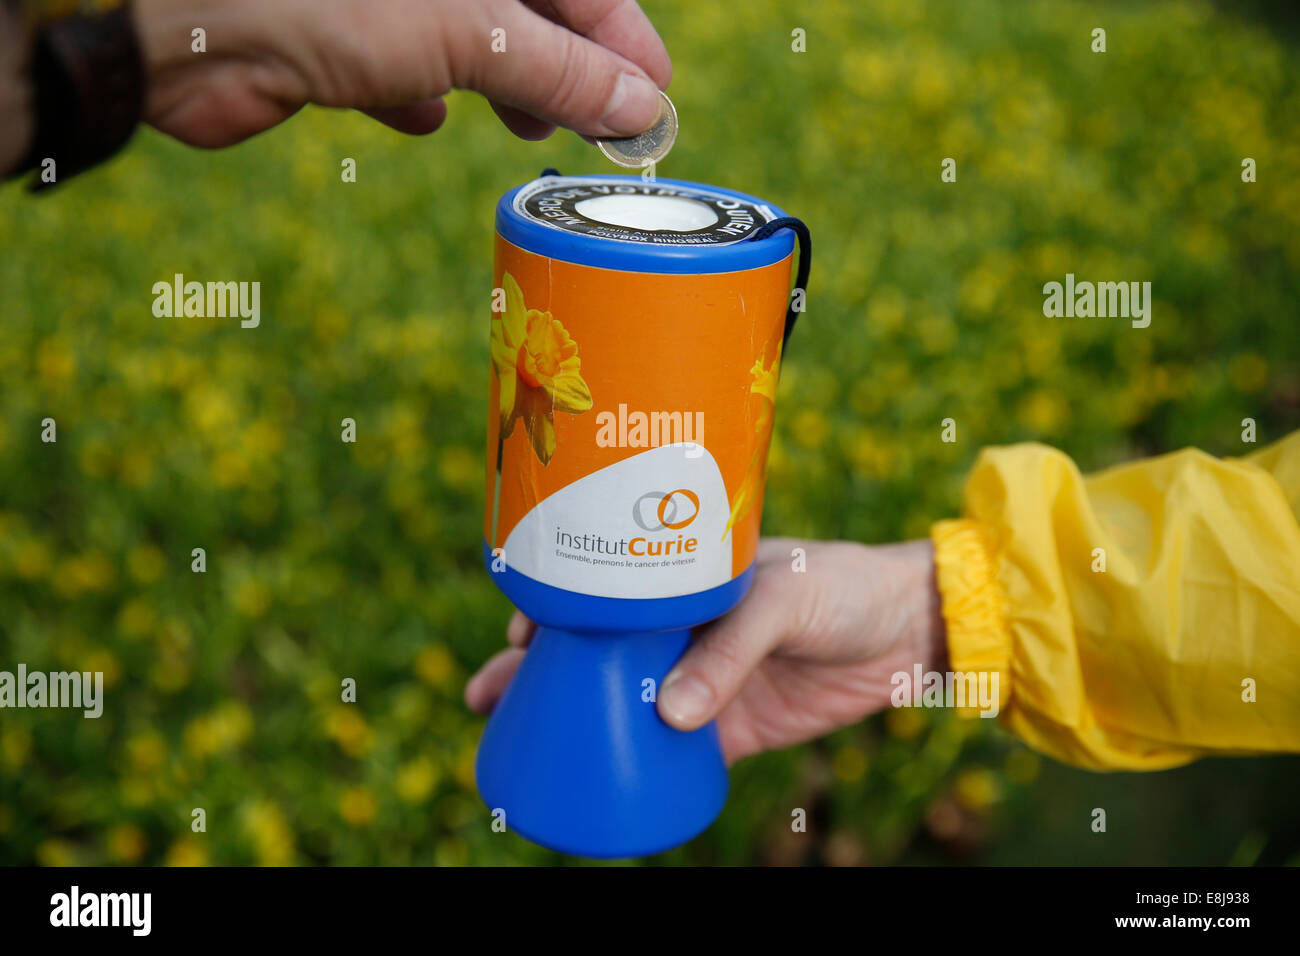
[485, 234, 791, 600]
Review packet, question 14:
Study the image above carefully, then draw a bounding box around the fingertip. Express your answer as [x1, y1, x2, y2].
[642, 36, 672, 91]
[657, 669, 717, 731]
[464, 670, 489, 713]
[362, 98, 448, 136]
[506, 611, 536, 647]
[465, 647, 527, 713]
[490, 101, 558, 141]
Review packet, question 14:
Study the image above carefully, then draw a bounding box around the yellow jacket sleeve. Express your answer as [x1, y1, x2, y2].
[931, 431, 1300, 771]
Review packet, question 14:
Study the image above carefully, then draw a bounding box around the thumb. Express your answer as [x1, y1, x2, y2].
[657, 578, 798, 731]
[455, 1, 663, 137]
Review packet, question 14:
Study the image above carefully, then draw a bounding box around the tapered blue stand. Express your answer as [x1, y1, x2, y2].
[475, 625, 729, 858]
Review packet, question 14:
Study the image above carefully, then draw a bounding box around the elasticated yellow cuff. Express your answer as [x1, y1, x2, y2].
[930, 518, 1013, 714]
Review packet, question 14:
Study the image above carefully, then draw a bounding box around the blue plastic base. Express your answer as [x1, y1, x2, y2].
[475, 625, 728, 858]
[475, 545, 752, 858]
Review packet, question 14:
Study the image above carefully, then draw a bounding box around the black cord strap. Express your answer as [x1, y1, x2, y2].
[747, 216, 811, 351]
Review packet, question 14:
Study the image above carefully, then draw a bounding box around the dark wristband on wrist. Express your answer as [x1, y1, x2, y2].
[14, 1, 145, 191]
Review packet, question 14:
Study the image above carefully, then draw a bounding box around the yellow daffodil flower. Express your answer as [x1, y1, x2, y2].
[724, 342, 782, 539]
[492, 273, 593, 465]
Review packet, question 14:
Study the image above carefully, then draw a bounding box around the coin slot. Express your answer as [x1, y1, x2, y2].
[573, 194, 719, 232]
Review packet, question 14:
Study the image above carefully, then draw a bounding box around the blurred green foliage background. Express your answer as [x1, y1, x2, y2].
[2, 0, 1299, 866]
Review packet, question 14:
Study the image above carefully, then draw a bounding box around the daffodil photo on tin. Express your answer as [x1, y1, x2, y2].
[491, 273, 593, 467]
[724, 341, 781, 539]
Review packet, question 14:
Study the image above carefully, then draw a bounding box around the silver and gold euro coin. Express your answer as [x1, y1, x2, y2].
[597, 91, 678, 168]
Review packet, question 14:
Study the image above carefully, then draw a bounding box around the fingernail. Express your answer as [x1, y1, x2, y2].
[601, 73, 660, 136]
[660, 671, 715, 728]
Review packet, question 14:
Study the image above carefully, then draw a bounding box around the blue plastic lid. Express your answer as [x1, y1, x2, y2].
[496, 174, 794, 275]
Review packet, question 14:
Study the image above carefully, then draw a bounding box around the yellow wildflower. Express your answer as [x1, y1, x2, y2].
[339, 786, 377, 826]
[395, 757, 440, 805]
[106, 824, 147, 863]
[954, 769, 1001, 811]
[165, 837, 208, 867]
[832, 746, 868, 783]
[414, 645, 456, 689]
